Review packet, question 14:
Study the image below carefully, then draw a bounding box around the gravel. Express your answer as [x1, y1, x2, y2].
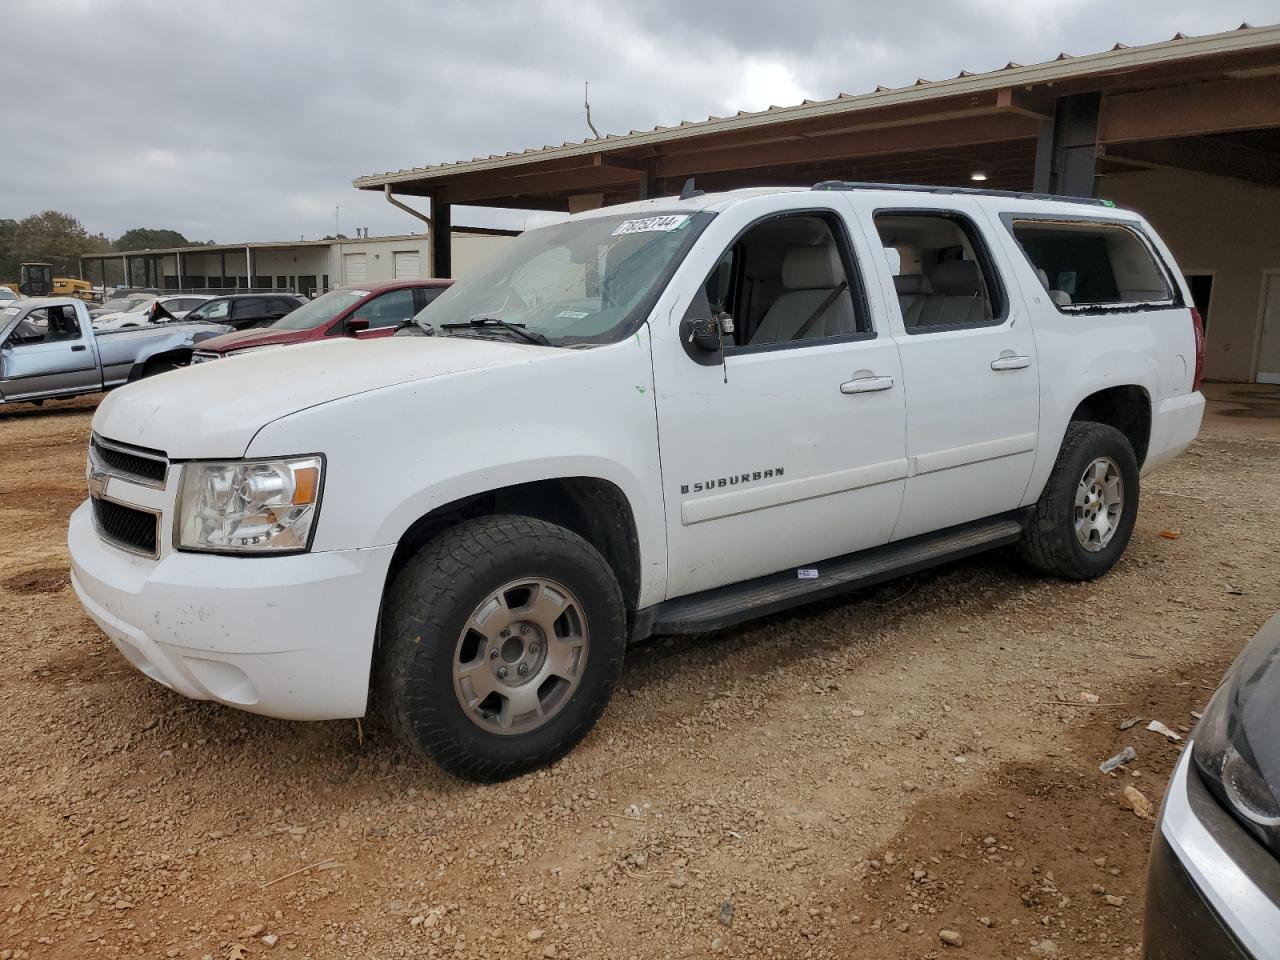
[1, 387, 1278, 959]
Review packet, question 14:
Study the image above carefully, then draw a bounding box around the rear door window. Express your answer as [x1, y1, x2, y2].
[232, 298, 265, 320]
[1007, 218, 1175, 311]
[874, 210, 1005, 333]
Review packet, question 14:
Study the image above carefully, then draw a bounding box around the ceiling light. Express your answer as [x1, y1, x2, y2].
[970, 172, 988, 182]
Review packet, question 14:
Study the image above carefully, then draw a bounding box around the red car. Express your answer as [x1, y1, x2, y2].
[190, 279, 452, 361]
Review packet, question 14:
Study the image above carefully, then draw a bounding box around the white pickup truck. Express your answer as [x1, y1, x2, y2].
[69, 183, 1205, 781]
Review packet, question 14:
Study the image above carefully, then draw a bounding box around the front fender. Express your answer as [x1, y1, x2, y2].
[245, 330, 670, 606]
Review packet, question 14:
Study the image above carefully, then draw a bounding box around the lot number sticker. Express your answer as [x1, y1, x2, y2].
[611, 215, 690, 236]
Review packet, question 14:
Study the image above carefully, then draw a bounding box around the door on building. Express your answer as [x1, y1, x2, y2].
[1184, 274, 1214, 333]
[393, 250, 421, 279]
[343, 253, 368, 284]
[1259, 272, 1280, 385]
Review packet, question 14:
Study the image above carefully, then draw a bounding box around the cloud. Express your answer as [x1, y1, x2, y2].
[0, 0, 1274, 243]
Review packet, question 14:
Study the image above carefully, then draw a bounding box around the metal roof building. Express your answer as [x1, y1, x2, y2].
[80, 228, 514, 299]
[356, 23, 1280, 382]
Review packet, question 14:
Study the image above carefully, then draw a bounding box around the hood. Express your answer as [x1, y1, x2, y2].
[198, 324, 317, 353]
[92, 335, 554, 458]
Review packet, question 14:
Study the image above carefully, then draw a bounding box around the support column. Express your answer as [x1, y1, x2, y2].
[220, 251, 227, 289]
[638, 159, 659, 200]
[245, 246, 253, 290]
[121, 254, 129, 288]
[1034, 93, 1101, 197]
[176, 250, 184, 292]
[431, 197, 452, 278]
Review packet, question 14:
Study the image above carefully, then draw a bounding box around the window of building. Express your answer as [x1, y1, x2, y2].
[1008, 219, 1174, 311]
[874, 210, 1004, 333]
[276, 275, 288, 289]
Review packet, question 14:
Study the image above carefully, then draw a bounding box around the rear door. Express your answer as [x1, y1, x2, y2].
[230, 297, 267, 329]
[0, 304, 100, 400]
[850, 196, 1039, 540]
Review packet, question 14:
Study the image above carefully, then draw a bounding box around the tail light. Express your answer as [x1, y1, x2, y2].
[1190, 307, 1205, 391]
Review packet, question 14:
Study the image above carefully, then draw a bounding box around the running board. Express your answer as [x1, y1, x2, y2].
[634, 512, 1027, 639]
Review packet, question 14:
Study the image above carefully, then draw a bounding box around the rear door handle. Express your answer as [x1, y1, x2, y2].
[840, 375, 894, 394]
[990, 355, 1031, 371]
[71, 344, 87, 352]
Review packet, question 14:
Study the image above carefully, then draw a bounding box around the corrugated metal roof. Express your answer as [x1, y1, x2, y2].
[354, 22, 1277, 190]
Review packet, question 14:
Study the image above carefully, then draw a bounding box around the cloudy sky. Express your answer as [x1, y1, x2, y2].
[3, 1, 1275, 243]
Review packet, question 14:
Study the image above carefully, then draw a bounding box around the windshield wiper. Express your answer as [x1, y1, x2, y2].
[440, 316, 551, 347]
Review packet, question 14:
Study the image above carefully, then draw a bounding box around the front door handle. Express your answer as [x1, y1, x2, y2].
[840, 375, 894, 394]
[990, 355, 1031, 371]
[71, 344, 87, 352]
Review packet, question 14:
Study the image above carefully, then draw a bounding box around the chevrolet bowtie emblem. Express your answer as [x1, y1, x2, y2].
[88, 468, 108, 500]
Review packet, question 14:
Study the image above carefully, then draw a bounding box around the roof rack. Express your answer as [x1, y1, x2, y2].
[811, 180, 1108, 206]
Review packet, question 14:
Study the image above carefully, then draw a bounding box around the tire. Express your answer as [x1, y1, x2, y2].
[1020, 421, 1140, 580]
[378, 515, 626, 782]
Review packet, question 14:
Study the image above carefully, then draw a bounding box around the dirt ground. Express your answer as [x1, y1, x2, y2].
[1, 384, 1278, 960]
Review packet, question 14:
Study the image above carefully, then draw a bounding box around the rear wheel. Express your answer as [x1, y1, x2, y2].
[379, 515, 626, 781]
[1020, 422, 1140, 580]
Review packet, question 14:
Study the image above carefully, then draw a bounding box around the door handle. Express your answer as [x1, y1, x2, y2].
[71, 344, 87, 352]
[840, 375, 894, 394]
[990, 355, 1031, 371]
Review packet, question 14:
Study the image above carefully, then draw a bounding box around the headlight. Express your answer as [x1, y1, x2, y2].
[176, 456, 322, 553]
[1192, 619, 1280, 854]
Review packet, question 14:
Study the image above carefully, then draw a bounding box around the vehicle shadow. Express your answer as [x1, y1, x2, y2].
[0, 396, 100, 420]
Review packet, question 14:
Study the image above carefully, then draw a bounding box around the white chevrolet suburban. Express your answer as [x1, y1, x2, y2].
[69, 183, 1206, 781]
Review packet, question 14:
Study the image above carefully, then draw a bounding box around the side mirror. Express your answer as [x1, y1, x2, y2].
[688, 318, 723, 352]
[347, 317, 370, 334]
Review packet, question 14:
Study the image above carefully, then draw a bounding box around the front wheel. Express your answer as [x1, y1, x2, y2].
[378, 515, 626, 781]
[1020, 422, 1140, 580]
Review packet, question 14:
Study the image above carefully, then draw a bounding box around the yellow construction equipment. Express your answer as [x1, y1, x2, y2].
[2, 264, 96, 301]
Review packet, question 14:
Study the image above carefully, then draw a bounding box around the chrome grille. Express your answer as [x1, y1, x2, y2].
[90, 435, 168, 487]
[91, 497, 159, 558]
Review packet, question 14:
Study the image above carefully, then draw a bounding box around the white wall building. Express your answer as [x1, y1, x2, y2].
[82, 229, 512, 297]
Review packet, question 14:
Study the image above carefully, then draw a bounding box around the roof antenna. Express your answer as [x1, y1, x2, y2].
[679, 178, 704, 201]
[584, 82, 600, 139]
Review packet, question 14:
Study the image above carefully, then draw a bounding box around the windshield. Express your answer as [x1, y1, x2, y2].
[413, 211, 711, 345]
[271, 289, 360, 330]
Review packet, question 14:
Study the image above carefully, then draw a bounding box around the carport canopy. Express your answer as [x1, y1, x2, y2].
[355, 24, 1280, 278]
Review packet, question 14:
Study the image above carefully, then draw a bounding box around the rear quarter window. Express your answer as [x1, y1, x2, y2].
[1006, 218, 1176, 312]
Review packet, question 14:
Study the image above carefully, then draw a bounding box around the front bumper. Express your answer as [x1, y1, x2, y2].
[1144, 742, 1280, 960]
[69, 501, 395, 720]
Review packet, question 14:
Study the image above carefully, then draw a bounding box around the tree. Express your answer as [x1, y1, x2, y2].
[7, 211, 110, 278]
[0, 218, 18, 283]
[114, 227, 190, 251]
